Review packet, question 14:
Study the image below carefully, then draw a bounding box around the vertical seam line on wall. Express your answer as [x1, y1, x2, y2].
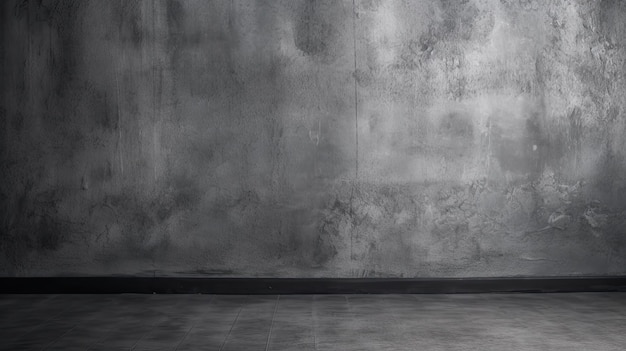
[351, 0, 359, 260]
[152, 1, 158, 185]
[352, 0, 359, 179]
[116, 0, 124, 178]
[151, 1, 158, 279]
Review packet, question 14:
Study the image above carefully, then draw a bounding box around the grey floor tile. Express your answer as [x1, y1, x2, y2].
[0, 292, 624, 350]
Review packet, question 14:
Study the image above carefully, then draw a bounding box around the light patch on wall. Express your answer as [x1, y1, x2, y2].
[277, 16, 300, 60]
[487, 12, 517, 57]
[370, 0, 398, 67]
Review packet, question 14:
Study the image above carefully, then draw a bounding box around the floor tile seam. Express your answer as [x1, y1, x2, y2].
[41, 323, 79, 351]
[83, 296, 195, 351]
[264, 295, 280, 351]
[218, 305, 243, 351]
[128, 295, 217, 351]
[6, 295, 93, 345]
[170, 293, 217, 350]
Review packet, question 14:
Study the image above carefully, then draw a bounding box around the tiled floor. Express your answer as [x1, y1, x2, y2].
[0, 293, 624, 350]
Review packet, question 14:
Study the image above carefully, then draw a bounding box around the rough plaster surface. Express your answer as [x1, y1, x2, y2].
[1, 0, 626, 277]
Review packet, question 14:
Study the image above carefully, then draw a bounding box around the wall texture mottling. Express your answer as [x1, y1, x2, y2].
[2, 0, 626, 277]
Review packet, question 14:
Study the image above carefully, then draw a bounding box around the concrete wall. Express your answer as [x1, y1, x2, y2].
[2, 0, 626, 277]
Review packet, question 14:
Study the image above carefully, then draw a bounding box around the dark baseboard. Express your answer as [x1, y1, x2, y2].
[1, 276, 626, 294]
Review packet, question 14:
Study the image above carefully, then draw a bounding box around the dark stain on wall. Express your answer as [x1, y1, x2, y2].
[294, 0, 345, 63]
[112, 1, 144, 48]
[438, 0, 482, 41]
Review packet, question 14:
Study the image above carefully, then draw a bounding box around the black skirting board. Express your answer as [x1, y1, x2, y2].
[1, 276, 626, 294]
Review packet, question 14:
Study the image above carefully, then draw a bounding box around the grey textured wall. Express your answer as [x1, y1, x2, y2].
[1, 0, 626, 277]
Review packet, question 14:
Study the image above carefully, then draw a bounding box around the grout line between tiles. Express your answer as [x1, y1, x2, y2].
[219, 305, 243, 351]
[265, 295, 280, 351]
